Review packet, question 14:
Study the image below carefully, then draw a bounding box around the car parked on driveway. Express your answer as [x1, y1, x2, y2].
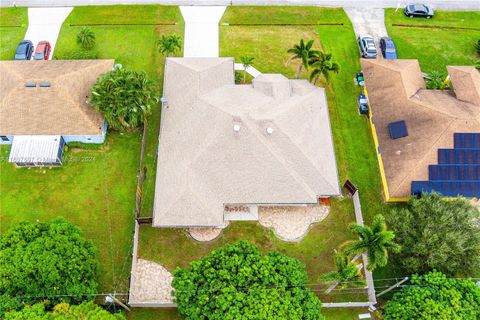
[14, 40, 34, 60]
[380, 37, 397, 59]
[358, 34, 377, 59]
[34, 41, 51, 60]
[404, 4, 434, 18]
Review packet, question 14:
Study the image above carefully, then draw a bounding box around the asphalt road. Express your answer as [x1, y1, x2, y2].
[1, 0, 479, 10]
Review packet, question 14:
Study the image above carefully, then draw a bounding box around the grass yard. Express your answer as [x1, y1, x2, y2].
[385, 9, 480, 72]
[0, 4, 184, 300]
[0, 7, 28, 60]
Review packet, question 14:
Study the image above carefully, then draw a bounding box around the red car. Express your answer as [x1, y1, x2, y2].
[34, 41, 51, 60]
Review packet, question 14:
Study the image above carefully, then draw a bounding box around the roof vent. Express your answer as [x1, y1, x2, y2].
[25, 82, 36, 87]
[266, 127, 274, 135]
[39, 82, 51, 87]
[233, 124, 241, 132]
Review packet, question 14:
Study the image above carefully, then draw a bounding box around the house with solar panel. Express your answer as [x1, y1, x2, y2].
[361, 59, 480, 200]
[0, 60, 114, 167]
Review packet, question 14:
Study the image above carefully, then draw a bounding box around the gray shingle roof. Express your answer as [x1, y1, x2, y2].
[153, 58, 340, 227]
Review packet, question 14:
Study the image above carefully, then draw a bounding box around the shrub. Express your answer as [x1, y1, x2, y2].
[425, 70, 448, 89]
[388, 193, 480, 276]
[90, 67, 159, 131]
[0, 218, 98, 311]
[234, 70, 243, 84]
[172, 241, 324, 320]
[383, 271, 480, 320]
[76, 27, 96, 50]
[475, 39, 480, 55]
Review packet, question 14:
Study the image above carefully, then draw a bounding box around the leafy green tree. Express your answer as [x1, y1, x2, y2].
[240, 55, 254, 84]
[287, 39, 320, 79]
[383, 271, 480, 320]
[172, 241, 324, 320]
[343, 214, 400, 271]
[157, 33, 182, 56]
[388, 193, 480, 276]
[309, 51, 340, 85]
[426, 70, 448, 89]
[90, 67, 159, 131]
[76, 27, 96, 50]
[0, 218, 98, 310]
[4, 301, 125, 320]
[320, 252, 364, 289]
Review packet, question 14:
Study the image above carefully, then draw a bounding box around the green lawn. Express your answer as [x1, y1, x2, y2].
[385, 9, 480, 72]
[0, 7, 28, 60]
[0, 5, 183, 299]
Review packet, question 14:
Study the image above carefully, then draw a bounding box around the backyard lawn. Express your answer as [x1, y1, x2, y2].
[385, 9, 480, 72]
[0, 4, 184, 298]
[0, 7, 28, 60]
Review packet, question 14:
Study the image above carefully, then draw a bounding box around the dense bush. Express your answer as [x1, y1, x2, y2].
[0, 218, 98, 311]
[90, 67, 159, 131]
[425, 70, 448, 89]
[4, 301, 125, 319]
[172, 241, 323, 320]
[383, 271, 480, 320]
[388, 193, 480, 276]
[475, 39, 480, 55]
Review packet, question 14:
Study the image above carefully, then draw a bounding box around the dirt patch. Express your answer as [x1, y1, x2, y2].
[259, 205, 330, 242]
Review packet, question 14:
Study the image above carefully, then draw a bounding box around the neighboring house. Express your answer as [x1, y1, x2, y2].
[0, 60, 114, 166]
[153, 57, 340, 228]
[361, 59, 480, 200]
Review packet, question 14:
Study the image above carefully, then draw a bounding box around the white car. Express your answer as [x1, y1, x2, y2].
[358, 34, 377, 59]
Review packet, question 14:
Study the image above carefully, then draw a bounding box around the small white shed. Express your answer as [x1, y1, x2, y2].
[8, 135, 65, 167]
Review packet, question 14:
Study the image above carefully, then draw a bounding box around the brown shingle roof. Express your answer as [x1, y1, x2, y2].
[0, 60, 114, 136]
[361, 59, 480, 199]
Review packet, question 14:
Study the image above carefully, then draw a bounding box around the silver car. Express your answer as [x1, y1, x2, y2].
[358, 34, 377, 59]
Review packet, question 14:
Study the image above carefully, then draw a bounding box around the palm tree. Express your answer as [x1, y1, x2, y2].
[287, 39, 320, 79]
[76, 28, 96, 50]
[240, 55, 254, 84]
[309, 51, 340, 86]
[157, 33, 182, 57]
[343, 214, 400, 271]
[320, 251, 365, 291]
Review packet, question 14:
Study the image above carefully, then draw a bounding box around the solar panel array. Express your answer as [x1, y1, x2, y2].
[411, 133, 480, 198]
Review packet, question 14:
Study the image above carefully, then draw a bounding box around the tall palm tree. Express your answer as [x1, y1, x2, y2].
[309, 51, 340, 86]
[157, 33, 182, 57]
[320, 252, 365, 291]
[343, 214, 400, 271]
[240, 55, 254, 84]
[287, 39, 320, 79]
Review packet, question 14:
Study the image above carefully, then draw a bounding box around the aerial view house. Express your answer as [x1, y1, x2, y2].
[153, 57, 340, 227]
[0, 60, 114, 166]
[361, 59, 480, 200]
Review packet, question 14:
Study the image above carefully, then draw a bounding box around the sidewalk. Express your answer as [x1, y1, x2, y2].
[24, 7, 72, 59]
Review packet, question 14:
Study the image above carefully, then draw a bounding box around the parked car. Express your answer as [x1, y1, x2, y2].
[357, 93, 369, 115]
[380, 37, 398, 59]
[34, 41, 51, 60]
[404, 4, 434, 18]
[358, 35, 377, 59]
[14, 40, 34, 60]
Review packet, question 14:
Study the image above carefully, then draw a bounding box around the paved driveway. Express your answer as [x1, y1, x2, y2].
[345, 8, 388, 59]
[180, 6, 226, 57]
[24, 7, 72, 59]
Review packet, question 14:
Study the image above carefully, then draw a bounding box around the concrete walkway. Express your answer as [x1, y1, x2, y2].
[3, 0, 480, 10]
[24, 7, 72, 59]
[344, 7, 387, 57]
[180, 6, 226, 57]
[234, 63, 262, 78]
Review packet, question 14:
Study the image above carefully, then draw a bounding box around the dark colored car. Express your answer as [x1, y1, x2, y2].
[34, 41, 51, 60]
[14, 40, 34, 60]
[358, 34, 377, 59]
[404, 4, 434, 18]
[380, 37, 397, 59]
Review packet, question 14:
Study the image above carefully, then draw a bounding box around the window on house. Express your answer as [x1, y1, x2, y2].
[0, 136, 9, 142]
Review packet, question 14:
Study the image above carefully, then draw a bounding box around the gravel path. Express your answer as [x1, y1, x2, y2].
[259, 205, 330, 241]
[129, 259, 174, 304]
[188, 224, 228, 242]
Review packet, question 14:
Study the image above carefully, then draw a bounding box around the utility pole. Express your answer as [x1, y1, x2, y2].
[106, 294, 131, 312]
[376, 277, 409, 298]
